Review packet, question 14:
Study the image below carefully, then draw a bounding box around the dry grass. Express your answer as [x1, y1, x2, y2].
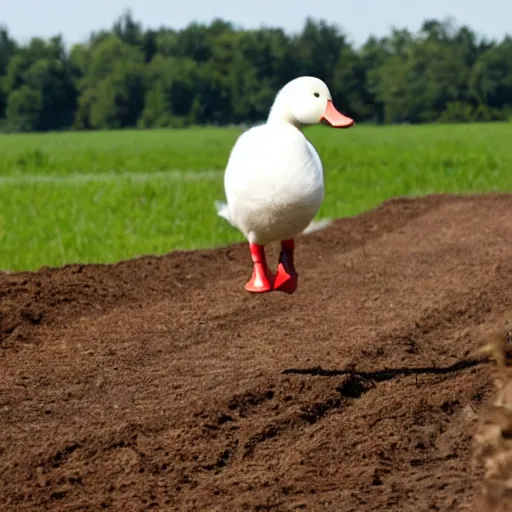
[472, 324, 512, 511]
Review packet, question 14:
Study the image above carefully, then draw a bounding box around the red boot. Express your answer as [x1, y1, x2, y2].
[245, 243, 274, 293]
[273, 239, 298, 294]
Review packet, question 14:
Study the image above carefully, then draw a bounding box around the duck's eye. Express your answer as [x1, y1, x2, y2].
[314, 92, 320, 98]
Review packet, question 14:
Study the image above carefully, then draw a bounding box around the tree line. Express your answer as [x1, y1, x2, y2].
[0, 12, 511, 132]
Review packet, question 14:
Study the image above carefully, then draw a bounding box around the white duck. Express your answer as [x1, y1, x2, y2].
[216, 76, 355, 294]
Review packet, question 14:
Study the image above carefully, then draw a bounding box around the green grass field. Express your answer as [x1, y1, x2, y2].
[1, 122, 511, 272]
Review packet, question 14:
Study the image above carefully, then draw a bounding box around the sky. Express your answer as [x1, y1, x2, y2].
[1, 0, 511, 47]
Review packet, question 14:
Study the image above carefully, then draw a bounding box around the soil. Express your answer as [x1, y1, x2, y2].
[1, 193, 512, 512]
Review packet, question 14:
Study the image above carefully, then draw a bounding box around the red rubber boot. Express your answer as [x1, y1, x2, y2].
[245, 243, 274, 293]
[273, 239, 298, 294]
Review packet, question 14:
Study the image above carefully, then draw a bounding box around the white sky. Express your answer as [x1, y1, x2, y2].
[1, 0, 511, 47]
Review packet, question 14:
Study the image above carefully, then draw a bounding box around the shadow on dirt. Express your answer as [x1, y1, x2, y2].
[282, 357, 489, 382]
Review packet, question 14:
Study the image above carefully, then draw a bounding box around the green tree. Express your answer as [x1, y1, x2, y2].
[24, 58, 77, 130]
[0, 13, 510, 130]
[90, 60, 145, 129]
[0, 27, 17, 118]
[470, 38, 512, 110]
[6, 85, 42, 131]
[74, 34, 145, 128]
[139, 55, 197, 127]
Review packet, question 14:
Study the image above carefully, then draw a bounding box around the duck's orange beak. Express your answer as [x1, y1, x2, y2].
[321, 100, 355, 128]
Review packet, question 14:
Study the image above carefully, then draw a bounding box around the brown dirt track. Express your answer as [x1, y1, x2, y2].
[1, 193, 512, 512]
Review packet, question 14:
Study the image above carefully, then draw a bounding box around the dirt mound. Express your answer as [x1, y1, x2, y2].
[1, 193, 512, 511]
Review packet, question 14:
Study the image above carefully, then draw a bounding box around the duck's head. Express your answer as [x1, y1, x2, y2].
[267, 76, 354, 129]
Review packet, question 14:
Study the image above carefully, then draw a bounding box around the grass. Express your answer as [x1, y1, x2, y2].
[1, 122, 511, 272]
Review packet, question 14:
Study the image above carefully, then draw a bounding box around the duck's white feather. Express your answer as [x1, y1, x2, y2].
[214, 200, 231, 222]
[221, 122, 324, 245]
[215, 200, 331, 235]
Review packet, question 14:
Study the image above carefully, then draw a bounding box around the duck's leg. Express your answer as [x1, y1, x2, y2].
[245, 243, 274, 293]
[274, 239, 298, 294]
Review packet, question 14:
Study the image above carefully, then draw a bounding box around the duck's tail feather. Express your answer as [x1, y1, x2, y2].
[214, 200, 231, 223]
[302, 218, 332, 235]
